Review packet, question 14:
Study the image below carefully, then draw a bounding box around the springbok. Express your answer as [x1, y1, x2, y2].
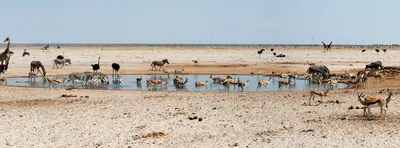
[309, 89, 331, 105]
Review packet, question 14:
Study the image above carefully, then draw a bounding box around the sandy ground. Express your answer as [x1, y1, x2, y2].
[1, 45, 400, 147]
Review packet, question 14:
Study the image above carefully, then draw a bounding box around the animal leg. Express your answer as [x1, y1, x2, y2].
[309, 95, 312, 105]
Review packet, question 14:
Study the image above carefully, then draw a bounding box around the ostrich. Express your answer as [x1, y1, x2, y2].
[322, 41, 333, 51]
[273, 52, 277, 57]
[91, 57, 100, 73]
[362, 49, 366, 52]
[375, 49, 379, 54]
[111, 63, 120, 76]
[383, 49, 387, 53]
[192, 60, 199, 65]
[43, 44, 50, 50]
[257, 49, 265, 58]
[22, 49, 30, 57]
[270, 48, 274, 52]
[57, 52, 65, 60]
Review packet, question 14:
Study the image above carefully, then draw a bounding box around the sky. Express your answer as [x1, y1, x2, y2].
[1, 0, 399, 44]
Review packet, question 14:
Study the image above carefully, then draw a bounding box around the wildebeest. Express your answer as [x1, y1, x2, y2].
[150, 59, 169, 71]
[365, 61, 383, 70]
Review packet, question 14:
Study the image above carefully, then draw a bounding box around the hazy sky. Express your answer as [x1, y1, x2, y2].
[1, 0, 399, 44]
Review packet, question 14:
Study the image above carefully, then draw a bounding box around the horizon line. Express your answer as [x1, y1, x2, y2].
[5, 43, 400, 46]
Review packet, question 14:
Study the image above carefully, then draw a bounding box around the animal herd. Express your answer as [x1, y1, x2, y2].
[0, 36, 397, 120]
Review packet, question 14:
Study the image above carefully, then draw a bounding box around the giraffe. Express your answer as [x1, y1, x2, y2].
[321, 41, 333, 51]
[1, 36, 12, 66]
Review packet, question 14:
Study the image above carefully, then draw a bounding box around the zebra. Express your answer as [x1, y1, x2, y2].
[67, 72, 107, 86]
[53, 58, 72, 69]
[150, 59, 169, 71]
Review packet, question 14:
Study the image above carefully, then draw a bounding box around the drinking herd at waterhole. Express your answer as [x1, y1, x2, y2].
[0, 36, 398, 119]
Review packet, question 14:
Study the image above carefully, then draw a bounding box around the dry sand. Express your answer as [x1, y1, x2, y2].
[1, 45, 400, 147]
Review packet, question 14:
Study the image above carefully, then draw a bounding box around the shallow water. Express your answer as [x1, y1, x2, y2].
[4, 74, 348, 92]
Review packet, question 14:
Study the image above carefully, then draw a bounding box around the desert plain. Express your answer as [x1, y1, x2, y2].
[0, 44, 400, 147]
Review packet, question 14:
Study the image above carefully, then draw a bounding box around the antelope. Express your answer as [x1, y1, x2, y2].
[195, 80, 208, 87]
[146, 79, 166, 85]
[307, 61, 315, 66]
[222, 78, 239, 92]
[92, 78, 101, 87]
[102, 76, 109, 85]
[136, 76, 143, 83]
[175, 78, 189, 88]
[52, 77, 67, 88]
[278, 79, 291, 91]
[279, 72, 289, 80]
[357, 90, 393, 119]
[328, 79, 338, 89]
[257, 77, 272, 89]
[317, 78, 331, 89]
[237, 79, 250, 90]
[43, 77, 56, 89]
[357, 92, 368, 116]
[309, 89, 331, 105]
[288, 72, 297, 81]
[174, 68, 184, 75]
[251, 71, 264, 75]
[210, 74, 221, 83]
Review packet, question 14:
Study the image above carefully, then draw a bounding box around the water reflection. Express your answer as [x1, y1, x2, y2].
[4, 74, 349, 92]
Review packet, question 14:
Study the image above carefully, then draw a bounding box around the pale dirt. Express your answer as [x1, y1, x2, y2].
[0, 45, 400, 147]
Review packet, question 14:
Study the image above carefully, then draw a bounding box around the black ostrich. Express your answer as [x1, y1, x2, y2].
[57, 52, 65, 59]
[383, 49, 387, 53]
[91, 57, 101, 73]
[273, 52, 277, 57]
[375, 49, 380, 54]
[362, 49, 366, 52]
[257, 49, 265, 58]
[270, 48, 274, 52]
[112, 63, 120, 76]
[22, 49, 30, 57]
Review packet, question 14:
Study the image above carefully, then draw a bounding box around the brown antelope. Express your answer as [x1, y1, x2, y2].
[237, 79, 250, 90]
[175, 78, 189, 88]
[43, 77, 56, 89]
[279, 72, 289, 80]
[195, 80, 208, 87]
[147, 79, 166, 85]
[288, 72, 297, 81]
[317, 78, 330, 89]
[174, 68, 184, 75]
[210, 74, 221, 83]
[357, 90, 393, 119]
[257, 77, 272, 89]
[222, 78, 239, 91]
[309, 89, 331, 105]
[278, 79, 291, 91]
[328, 79, 338, 89]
